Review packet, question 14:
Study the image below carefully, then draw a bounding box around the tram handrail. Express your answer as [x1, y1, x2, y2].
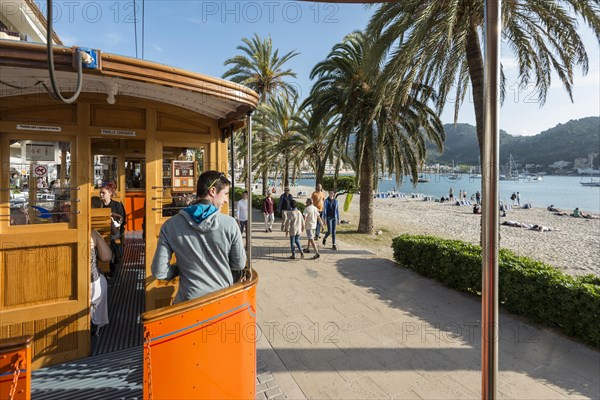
[142, 270, 258, 323]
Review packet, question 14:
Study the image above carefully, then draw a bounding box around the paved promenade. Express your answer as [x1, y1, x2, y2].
[250, 210, 600, 399]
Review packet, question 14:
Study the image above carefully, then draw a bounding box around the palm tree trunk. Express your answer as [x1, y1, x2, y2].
[358, 136, 374, 234]
[283, 153, 290, 188]
[465, 24, 485, 167]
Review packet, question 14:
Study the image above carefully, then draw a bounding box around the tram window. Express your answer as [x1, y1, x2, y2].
[8, 140, 74, 225]
[93, 155, 118, 189]
[161, 147, 204, 213]
[125, 159, 146, 190]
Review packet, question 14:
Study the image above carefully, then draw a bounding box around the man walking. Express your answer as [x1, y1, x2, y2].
[278, 187, 293, 231]
[262, 191, 274, 233]
[322, 191, 340, 250]
[151, 171, 246, 303]
[303, 198, 324, 259]
[311, 183, 325, 239]
[236, 190, 249, 235]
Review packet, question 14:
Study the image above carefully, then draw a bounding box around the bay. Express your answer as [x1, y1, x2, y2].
[295, 174, 600, 213]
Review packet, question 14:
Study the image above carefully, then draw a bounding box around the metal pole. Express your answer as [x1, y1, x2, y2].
[482, 0, 501, 398]
[246, 112, 253, 269]
[230, 126, 236, 218]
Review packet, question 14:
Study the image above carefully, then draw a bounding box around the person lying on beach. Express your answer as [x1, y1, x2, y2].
[501, 220, 533, 228]
[547, 205, 560, 212]
[529, 224, 559, 232]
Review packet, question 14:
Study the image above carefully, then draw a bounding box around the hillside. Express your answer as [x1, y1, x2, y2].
[428, 117, 600, 171]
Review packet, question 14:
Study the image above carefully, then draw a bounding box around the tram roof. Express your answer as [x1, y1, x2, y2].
[0, 41, 259, 129]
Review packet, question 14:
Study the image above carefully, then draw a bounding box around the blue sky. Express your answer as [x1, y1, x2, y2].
[42, 0, 599, 136]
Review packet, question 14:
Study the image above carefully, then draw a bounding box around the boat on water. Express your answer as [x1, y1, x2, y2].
[447, 161, 460, 180]
[499, 154, 518, 181]
[411, 173, 430, 183]
[580, 180, 600, 187]
[579, 154, 600, 187]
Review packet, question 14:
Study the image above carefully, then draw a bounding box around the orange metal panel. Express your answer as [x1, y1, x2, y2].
[125, 193, 146, 231]
[143, 281, 257, 400]
[0, 336, 32, 400]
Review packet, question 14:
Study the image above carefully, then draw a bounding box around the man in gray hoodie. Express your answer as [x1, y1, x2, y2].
[151, 171, 246, 303]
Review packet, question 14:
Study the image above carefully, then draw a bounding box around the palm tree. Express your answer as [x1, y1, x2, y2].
[309, 31, 444, 234]
[253, 94, 303, 189]
[291, 108, 339, 187]
[223, 33, 300, 193]
[367, 1, 600, 163]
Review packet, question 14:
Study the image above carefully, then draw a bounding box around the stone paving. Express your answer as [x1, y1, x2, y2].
[249, 210, 600, 399]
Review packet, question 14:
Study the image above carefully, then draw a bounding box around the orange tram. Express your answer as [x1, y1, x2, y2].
[0, 40, 259, 399]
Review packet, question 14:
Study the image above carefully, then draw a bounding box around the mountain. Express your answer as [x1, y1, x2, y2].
[428, 117, 600, 170]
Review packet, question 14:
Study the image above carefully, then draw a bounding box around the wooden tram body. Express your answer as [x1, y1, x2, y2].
[0, 40, 258, 398]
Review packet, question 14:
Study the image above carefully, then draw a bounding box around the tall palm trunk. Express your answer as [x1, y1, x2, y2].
[283, 153, 290, 188]
[465, 24, 485, 166]
[358, 135, 374, 234]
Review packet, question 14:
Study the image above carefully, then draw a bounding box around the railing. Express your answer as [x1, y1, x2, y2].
[142, 272, 258, 400]
[0, 336, 32, 400]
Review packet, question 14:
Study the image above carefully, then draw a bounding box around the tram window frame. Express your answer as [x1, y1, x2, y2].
[160, 145, 206, 218]
[4, 137, 76, 228]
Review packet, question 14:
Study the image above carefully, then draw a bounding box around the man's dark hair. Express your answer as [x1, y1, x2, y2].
[196, 171, 231, 198]
[290, 199, 297, 209]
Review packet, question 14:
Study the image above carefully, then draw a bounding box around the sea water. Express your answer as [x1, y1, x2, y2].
[295, 174, 600, 213]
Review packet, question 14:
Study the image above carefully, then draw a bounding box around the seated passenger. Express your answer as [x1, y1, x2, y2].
[90, 229, 112, 335]
[10, 207, 29, 225]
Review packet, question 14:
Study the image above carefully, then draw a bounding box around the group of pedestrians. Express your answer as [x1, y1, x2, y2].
[260, 183, 339, 259]
[150, 172, 341, 312]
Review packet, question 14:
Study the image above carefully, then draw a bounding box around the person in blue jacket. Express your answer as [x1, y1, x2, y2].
[322, 191, 340, 250]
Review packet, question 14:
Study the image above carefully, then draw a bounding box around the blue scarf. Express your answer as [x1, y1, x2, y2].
[183, 203, 218, 223]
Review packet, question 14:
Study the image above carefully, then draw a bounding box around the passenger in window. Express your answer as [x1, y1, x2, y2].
[99, 181, 126, 277]
[10, 207, 29, 225]
[52, 193, 71, 223]
[91, 229, 112, 335]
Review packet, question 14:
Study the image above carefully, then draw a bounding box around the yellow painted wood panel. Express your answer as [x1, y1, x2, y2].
[1, 244, 76, 308]
[90, 104, 147, 129]
[1, 312, 83, 367]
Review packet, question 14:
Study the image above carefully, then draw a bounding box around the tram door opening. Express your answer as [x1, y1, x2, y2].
[91, 138, 146, 234]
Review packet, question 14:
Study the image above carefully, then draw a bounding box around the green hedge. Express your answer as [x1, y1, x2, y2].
[323, 176, 357, 193]
[233, 187, 305, 217]
[392, 234, 600, 347]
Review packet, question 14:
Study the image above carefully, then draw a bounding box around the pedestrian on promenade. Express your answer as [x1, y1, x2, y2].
[236, 190, 249, 235]
[151, 171, 246, 303]
[278, 187, 293, 231]
[303, 198, 324, 259]
[263, 191, 274, 233]
[311, 183, 325, 239]
[284, 199, 305, 259]
[322, 191, 340, 250]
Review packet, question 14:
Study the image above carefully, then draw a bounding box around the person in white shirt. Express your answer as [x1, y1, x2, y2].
[284, 200, 305, 259]
[236, 190, 249, 234]
[303, 198, 325, 259]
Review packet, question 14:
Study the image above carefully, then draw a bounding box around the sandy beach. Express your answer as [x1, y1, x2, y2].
[261, 185, 599, 277]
